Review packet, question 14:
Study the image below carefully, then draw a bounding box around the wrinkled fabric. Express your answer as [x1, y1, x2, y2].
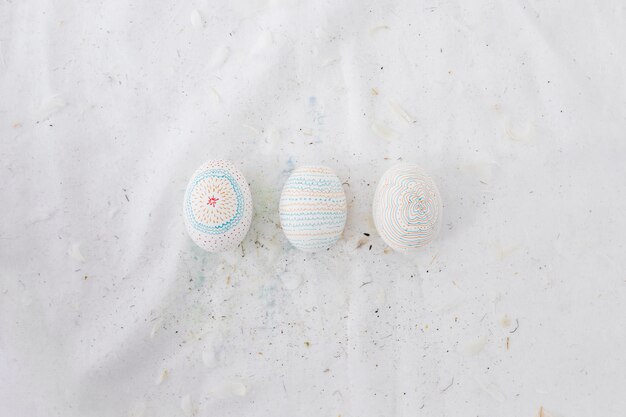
[1, 1, 625, 416]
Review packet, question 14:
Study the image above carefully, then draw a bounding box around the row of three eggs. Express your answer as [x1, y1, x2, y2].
[184, 160, 442, 253]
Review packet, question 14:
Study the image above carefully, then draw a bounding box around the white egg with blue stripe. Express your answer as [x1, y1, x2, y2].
[279, 165, 347, 252]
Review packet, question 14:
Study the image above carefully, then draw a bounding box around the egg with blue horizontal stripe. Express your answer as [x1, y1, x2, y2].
[372, 163, 442, 251]
[183, 159, 253, 252]
[279, 165, 347, 252]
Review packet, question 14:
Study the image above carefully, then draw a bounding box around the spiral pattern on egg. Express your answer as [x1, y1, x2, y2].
[186, 171, 243, 234]
[372, 164, 442, 251]
[183, 159, 253, 252]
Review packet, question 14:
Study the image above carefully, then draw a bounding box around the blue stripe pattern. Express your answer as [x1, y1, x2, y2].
[279, 166, 347, 252]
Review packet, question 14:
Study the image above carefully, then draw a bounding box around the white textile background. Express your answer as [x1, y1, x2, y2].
[1, 1, 625, 416]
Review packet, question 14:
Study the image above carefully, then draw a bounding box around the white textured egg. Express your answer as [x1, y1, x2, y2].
[372, 164, 442, 251]
[279, 165, 347, 252]
[183, 159, 253, 252]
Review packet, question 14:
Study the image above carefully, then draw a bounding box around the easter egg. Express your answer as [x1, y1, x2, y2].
[183, 159, 253, 252]
[279, 165, 347, 252]
[372, 164, 442, 251]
